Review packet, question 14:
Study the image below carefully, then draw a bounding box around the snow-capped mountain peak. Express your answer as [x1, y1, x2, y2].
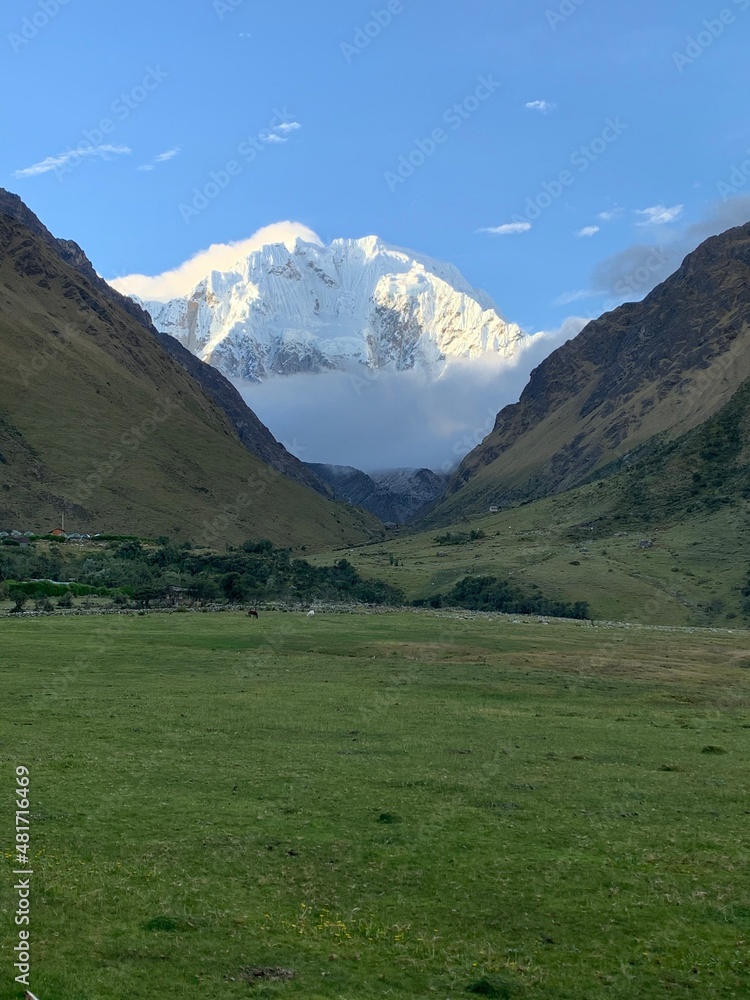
[136, 236, 528, 381]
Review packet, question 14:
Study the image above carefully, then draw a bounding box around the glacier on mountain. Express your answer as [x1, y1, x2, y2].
[136, 236, 529, 381]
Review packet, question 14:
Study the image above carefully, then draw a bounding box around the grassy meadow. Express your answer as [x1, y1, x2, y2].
[2, 610, 750, 999]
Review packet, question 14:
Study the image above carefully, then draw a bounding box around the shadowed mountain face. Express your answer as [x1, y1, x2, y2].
[427, 222, 750, 524]
[0, 191, 379, 546]
[0, 188, 331, 500]
[307, 464, 448, 524]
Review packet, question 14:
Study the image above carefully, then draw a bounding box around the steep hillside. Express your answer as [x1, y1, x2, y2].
[428, 223, 750, 523]
[0, 199, 379, 547]
[0, 188, 331, 499]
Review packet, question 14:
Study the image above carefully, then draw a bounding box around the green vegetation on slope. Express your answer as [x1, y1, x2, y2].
[414, 574, 590, 619]
[2, 612, 749, 999]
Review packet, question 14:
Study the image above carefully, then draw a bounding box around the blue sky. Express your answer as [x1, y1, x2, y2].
[3, 0, 750, 333]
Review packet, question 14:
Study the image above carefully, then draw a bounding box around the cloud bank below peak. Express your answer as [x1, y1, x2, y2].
[108, 221, 323, 301]
[238, 318, 588, 472]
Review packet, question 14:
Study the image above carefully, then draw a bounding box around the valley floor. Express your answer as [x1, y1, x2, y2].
[2, 611, 749, 999]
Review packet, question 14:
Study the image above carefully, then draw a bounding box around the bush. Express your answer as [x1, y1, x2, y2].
[416, 576, 590, 620]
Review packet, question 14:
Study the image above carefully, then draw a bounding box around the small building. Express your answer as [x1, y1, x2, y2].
[489, 506, 499, 513]
[50, 529, 67, 538]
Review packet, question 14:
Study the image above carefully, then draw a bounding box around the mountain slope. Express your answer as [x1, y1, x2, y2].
[427, 223, 750, 524]
[0, 188, 331, 499]
[136, 236, 528, 381]
[307, 464, 448, 524]
[0, 196, 378, 546]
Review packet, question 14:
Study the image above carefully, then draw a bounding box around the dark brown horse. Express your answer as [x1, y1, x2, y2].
[247, 609, 259, 619]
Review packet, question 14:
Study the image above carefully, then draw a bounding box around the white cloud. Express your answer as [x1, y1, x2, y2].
[576, 226, 600, 237]
[479, 222, 532, 236]
[137, 147, 181, 172]
[13, 144, 132, 178]
[275, 121, 301, 134]
[261, 132, 288, 144]
[155, 147, 180, 163]
[237, 329, 583, 472]
[136, 146, 180, 170]
[598, 207, 625, 222]
[553, 289, 600, 306]
[635, 203, 684, 226]
[108, 222, 324, 302]
[525, 100, 557, 114]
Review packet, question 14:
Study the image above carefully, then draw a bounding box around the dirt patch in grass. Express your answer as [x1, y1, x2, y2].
[239, 966, 296, 985]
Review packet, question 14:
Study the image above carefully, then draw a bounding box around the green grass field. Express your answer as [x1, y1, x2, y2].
[2, 611, 750, 999]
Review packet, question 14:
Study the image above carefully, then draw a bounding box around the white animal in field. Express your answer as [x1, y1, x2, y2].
[307, 610, 315, 618]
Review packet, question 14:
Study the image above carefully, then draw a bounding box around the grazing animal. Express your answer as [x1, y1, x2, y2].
[307, 610, 315, 618]
[247, 609, 259, 619]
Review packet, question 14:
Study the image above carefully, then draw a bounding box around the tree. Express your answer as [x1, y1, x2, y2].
[132, 584, 167, 608]
[222, 573, 247, 603]
[9, 589, 28, 613]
